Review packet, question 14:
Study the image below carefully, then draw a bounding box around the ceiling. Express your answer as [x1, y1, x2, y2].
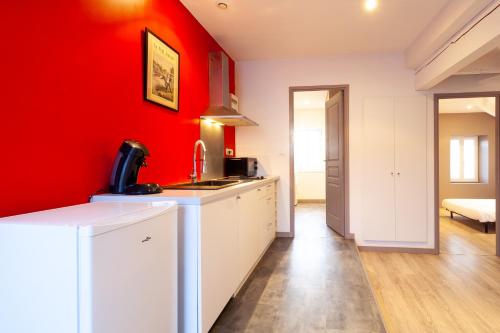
[180, 0, 450, 60]
[439, 97, 496, 117]
[294, 90, 329, 110]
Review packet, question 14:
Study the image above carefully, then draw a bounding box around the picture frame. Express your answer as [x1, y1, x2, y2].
[144, 28, 180, 111]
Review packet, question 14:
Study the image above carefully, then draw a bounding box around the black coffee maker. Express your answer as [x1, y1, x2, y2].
[109, 140, 162, 195]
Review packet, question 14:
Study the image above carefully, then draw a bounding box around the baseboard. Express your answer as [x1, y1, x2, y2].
[276, 232, 294, 238]
[297, 199, 326, 204]
[345, 232, 355, 240]
[357, 246, 435, 254]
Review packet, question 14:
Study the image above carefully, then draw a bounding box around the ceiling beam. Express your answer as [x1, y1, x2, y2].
[405, 0, 494, 70]
[415, 3, 500, 90]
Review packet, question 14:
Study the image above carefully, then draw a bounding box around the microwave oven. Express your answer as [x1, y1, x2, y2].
[224, 157, 258, 177]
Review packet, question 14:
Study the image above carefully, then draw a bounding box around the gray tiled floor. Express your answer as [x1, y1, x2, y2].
[210, 204, 385, 333]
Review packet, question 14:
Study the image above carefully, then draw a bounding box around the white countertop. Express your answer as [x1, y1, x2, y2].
[92, 176, 279, 205]
[0, 201, 177, 236]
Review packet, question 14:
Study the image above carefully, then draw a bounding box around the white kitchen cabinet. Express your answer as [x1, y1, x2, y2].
[199, 196, 239, 333]
[237, 189, 262, 283]
[258, 183, 276, 251]
[92, 178, 278, 333]
[200, 182, 277, 332]
[362, 96, 427, 243]
[236, 182, 276, 285]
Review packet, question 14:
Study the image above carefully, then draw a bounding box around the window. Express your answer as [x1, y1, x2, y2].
[450, 136, 478, 182]
[294, 128, 325, 172]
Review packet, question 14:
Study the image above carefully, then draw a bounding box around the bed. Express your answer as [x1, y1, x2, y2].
[442, 198, 496, 233]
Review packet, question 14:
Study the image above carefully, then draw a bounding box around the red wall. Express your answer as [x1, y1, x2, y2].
[0, 0, 235, 217]
[223, 126, 236, 157]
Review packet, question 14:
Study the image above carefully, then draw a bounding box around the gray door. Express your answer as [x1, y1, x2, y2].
[325, 91, 345, 236]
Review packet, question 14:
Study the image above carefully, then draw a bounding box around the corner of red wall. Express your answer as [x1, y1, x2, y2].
[224, 57, 236, 157]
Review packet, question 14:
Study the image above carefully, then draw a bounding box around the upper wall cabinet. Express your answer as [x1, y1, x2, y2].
[362, 96, 428, 243]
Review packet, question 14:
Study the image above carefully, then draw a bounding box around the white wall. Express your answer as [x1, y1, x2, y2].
[294, 107, 325, 201]
[235, 53, 434, 248]
[295, 173, 325, 201]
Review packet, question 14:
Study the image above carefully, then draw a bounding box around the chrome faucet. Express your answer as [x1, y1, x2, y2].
[190, 139, 207, 183]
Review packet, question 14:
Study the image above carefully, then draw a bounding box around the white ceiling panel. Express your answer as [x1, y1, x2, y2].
[181, 0, 450, 60]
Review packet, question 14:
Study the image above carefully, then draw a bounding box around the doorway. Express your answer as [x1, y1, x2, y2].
[435, 92, 500, 256]
[289, 85, 350, 238]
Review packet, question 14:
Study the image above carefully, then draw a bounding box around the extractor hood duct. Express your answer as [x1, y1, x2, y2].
[201, 52, 258, 126]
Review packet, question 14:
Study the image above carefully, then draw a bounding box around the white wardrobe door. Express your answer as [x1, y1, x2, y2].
[394, 96, 428, 242]
[362, 97, 396, 241]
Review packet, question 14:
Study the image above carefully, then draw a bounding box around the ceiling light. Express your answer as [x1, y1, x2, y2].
[467, 104, 473, 110]
[216, 2, 228, 9]
[364, 0, 378, 12]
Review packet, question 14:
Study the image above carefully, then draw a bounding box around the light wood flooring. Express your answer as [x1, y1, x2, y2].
[360, 211, 500, 333]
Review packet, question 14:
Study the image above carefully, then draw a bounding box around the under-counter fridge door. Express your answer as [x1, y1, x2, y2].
[78, 209, 177, 333]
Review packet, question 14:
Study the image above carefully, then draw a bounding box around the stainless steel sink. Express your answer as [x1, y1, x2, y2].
[162, 180, 242, 190]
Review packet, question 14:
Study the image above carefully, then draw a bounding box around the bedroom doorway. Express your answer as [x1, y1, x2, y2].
[435, 93, 500, 256]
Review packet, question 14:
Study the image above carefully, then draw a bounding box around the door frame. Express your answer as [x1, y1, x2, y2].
[434, 92, 500, 256]
[288, 85, 351, 238]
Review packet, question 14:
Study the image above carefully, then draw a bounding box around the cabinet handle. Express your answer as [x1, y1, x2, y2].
[257, 189, 261, 192]
[390, 172, 394, 176]
[397, 172, 400, 176]
[236, 195, 241, 200]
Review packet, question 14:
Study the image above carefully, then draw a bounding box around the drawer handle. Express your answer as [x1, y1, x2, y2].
[257, 189, 262, 191]
[236, 195, 241, 200]
[141, 236, 152, 243]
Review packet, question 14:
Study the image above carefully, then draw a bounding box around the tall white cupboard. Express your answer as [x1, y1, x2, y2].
[362, 96, 428, 243]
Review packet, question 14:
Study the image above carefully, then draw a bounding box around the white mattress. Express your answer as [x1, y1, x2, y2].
[442, 199, 496, 223]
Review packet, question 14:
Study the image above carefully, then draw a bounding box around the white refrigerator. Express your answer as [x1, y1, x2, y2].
[0, 201, 178, 333]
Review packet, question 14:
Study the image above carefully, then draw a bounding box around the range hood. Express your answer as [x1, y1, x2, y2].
[201, 52, 258, 126]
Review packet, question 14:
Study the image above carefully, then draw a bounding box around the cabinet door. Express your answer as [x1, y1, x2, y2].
[256, 183, 276, 252]
[237, 189, 262, 283]
[394, 96, 428, 242]
[263, 195, 276, 246]
[199, 196, 239, 333]
[83, 211, 177, 333]
[362, 98, 396, 241]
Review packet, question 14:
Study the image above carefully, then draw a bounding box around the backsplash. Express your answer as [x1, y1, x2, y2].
[200, 120, 225, 180]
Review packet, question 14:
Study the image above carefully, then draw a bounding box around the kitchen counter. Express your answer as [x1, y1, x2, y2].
[92, 176, 279, 333]
[92, 176, 279, 205]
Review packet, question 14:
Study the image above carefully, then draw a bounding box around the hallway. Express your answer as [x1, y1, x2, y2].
[211, 204, 385, 332]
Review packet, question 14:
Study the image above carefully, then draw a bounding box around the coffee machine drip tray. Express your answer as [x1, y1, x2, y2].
[125, 183, 163, 195]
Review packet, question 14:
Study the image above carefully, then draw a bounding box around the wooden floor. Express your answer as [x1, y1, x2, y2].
[440, 209, 496, 255]
[360, 211, 500, 333]
[211, 204, 385, 332]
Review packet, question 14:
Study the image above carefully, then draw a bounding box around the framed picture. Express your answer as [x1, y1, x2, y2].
[144, 28, 180, 111]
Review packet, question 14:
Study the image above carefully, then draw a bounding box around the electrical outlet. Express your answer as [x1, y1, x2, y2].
[225, 148, 234, 156]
